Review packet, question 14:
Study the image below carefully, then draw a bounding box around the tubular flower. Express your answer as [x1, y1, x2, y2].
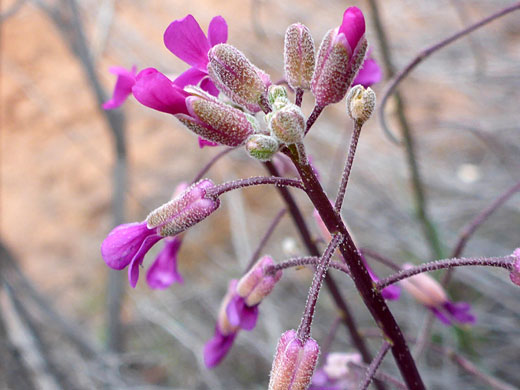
[312, 7, 377, 107]
[101, 179, 219, 288]
[400, 263, 476, 325]
[204, 280, 240, 368]
[269, 330, 320, 390]
[310, 352, 362, 390]
[208, 43, 271, 113]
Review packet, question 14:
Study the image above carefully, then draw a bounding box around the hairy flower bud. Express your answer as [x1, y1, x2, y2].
[208, 43, 271, 112]
[311, 7, 368, 107]
[284, 23, 315, 90]
[269, 85, 289, 105]
[346, 85, 376, 124]
[146, 179, 219, 237]
[246, 134, 279, 162]
[176, 86, 256, 147]
[269, 330, 320, 390]
[269, 104, 305, 144]
[236, 256, 282, 306]
[510, 248, 520, 286]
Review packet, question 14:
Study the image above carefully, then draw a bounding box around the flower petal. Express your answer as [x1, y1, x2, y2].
[101, 221, 153, 270]
[164, 15, 211, 70]
[204, 325, 237, 368]
[200, 77, 220, 97]
[128, 233, 163, 288]
[207, 16, 228, 47]
[444, 301, 476, 324]
[146, 237, 184, 289]
[352, 57, 382, 87]
[103, 66, 137, 109]
[198, 137, 219, 148]
[132, 68, 189, 115]
[173, 67, 207, 89]
[338, 7, 365, 50]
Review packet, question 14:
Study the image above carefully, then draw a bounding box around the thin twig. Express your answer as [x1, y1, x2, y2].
[192, 147, 236, 183]
[358, 342, 391, 390]
[207, 176, 305, 198]
[379, 2, 520, 143]
[349, 362, 407, 390]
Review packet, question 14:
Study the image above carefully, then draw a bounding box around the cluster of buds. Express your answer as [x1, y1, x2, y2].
[204, 256, 282, 367]
[269, 330, 320, 390]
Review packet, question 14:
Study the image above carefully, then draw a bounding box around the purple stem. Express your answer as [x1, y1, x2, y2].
[266, 256, 350, 276]
[287, 143, 425, 390]
[334, 120, 363, 213]
[379, 2, 520, 143]
[359, 342, 392, 390]
[192, 147, 236, 183]
[297, 234, 343, 342]
[349, 362, 407, 390]
[305, 104, 325, 135]
[295, 88, 304, 107]
[377, 255, 514, 290]
[244, 208, 286, 272]
[206, 176, 305, 199]
[361, 248, 401, 271]
[263, 161, 385, 390]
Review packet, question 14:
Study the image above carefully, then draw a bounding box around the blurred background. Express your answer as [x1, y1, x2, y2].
[1, 0, 519, 389]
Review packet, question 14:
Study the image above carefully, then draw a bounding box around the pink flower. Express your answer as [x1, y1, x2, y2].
[101, 180, 219, 288]
[146, 236, 184, 289]
[102, 66, 137, 109]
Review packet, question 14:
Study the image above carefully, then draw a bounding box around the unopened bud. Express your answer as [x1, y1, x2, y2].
[245, 134, 279, 162]
[311, 7, 368, 107]
[208, 43, 271, 113]
[510, 248, 520, 287]
[346, 85, 375, 124]
[284, 23, 315, 90]
[268, 85, 289, 105]
[399, 263, 447, 308]
[269, 104, 305, 144]
[269, 330, 320, 390]
[146, 179, 219, 237]
[178, 86, 255, 147]
[236, 256, 282, 306]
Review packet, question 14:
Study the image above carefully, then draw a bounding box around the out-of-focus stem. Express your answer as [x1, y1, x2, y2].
[367, 0, 444, 260]
[358, 342, 391, 390]
[192, 147, 235, 183]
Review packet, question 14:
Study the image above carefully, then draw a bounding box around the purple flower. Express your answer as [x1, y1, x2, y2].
[400, 264, 475, 325]
[146, 236, 184, 289]
[360, 253, 401, 301]
[164, 15, 227, 97]
[103, 66, 137, 109]
[204, 280, 240, 368]
[352, 49, 382, 88]
[226, 295, 259, 330]
[101, 180, 219, 288]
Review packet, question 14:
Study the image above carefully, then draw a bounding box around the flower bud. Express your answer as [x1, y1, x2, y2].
[346, 85, 376, 124]
[236, 256, 282, 306]
[268, 85, 289, 105]
[177, 86, 256, 147]
[284, 23, 315, 90]
[208, 43, 271, 112]
[311, 7, 368, 107]
[269, 104, 305, 144]
[510, 248, 520, 287]
[269, 330, 320, 390]
[399, 264, 447, 308]
[146, 179, 219, 237]
[246, 134, 279, 162]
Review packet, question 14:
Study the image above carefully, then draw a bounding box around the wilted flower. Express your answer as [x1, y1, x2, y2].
[269, 330, 320, 390]
[400, 264, 475, 325]
[101, 180, 219, 287]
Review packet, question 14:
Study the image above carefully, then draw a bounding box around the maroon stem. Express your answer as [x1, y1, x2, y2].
[305, 105, 325, 135]
[263, 161, 385, 390]
[297, 234, 343, 342]
[334, 120, 363, 213]
[377, 255, 513, 290]
[206, 176, 305, 198]
[266, 256, 350, 276]
[287, 144, 425, 390]
[295, 88, 304, 107]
